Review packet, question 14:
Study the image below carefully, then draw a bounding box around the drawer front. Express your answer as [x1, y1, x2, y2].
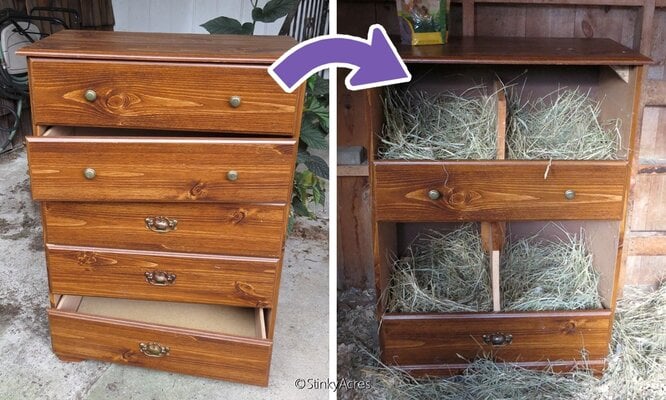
[47, 245, 278, 307]
[43, 202, 286, 258]
[48, 309, 272, 386]
[380, 311, 611, 367]
[374, 161, 626, 221]
[27, 136, 295, 203]
[28, 58, 301, 135]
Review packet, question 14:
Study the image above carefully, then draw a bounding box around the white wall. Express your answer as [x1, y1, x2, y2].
[112, 0, 285, 35]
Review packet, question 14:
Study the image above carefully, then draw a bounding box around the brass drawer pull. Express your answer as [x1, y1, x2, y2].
[428, 189, 441, 200]
[139, 342, 169, 358]
[83, 167, 96, 180]
[564, 189, 576, 200]
[84, 89, 97, 102]
[144, 216, 178, 233]
[483, 333, 513, 346]
[229, 95, 241, 108]
[145, 270, 176, 286]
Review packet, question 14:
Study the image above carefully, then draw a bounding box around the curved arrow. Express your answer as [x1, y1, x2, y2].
[269, 24, 411, 93]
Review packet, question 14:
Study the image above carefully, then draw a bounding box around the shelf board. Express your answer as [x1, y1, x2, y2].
[638, 159, 666, 174]
[628, 231, 666, 256]
[338, 164, 369, 177]
[397, 37, 652, 65]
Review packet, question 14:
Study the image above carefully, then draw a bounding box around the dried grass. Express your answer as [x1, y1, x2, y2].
[379, 86, 498, 160]
[507, 87, 622, 160]
[501, 228, 603, 311]
[386, 224, 492, 313]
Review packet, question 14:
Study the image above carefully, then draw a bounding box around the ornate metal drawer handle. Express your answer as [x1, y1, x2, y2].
[483, 333, 513, 346]
[144, 270, 176, 286]
[139, 342, 169, 357]
[144, 216, 177, 232]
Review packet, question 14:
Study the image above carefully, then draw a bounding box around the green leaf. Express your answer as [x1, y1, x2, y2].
[201, 16, 245, 34]
[308, 75, 329, 98]
[251, 7, 264, 21]
[254, 0, 300, 23]
[304, 154, 329, 180]
[296, 149, 311, 165]
[300, 120, 328, 150]
[241, 22, 255, 35]
[292, 198, 311, 217]
[304, 105, 329, 133]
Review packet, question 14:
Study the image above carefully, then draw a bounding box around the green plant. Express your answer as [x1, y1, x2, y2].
[201, 0, 300, 35]
[202, 5, 329, 228]
[292, 74, 329, 223]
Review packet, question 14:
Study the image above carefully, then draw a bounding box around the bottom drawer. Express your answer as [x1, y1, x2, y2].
[49, 295, 272, 386]
[380, 311, 611, 374]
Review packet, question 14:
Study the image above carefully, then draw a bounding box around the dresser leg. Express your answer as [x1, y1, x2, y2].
[55, 353, 85, 363]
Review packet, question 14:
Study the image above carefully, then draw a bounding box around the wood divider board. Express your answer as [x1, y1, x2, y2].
[481, 80, 508, 311]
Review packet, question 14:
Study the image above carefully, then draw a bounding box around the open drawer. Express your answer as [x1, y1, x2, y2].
[26, 126, 296, 203]
[49, 295, 272, 386]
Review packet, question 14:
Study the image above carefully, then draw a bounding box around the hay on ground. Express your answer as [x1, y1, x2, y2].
[386, 224, 492, 313]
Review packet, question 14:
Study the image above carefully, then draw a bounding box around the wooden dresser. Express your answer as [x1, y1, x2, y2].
[370, 38, 651, 375]
[19, 30, 304, 386]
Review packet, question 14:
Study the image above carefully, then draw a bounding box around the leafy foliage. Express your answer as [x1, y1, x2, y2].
[201, 0, 299, 35]
[292, 74, 329, 220]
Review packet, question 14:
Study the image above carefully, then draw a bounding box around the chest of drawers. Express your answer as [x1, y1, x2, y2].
[19, 30, 304, 386]
[370, 38, 650, 375]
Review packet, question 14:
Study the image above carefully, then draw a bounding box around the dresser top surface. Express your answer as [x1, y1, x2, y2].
[17, 30, 296, 64]
[397, 37, 652, 66]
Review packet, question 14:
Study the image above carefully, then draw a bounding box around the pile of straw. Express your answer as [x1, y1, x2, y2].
[507, 88, 622, 160]
[386, 224, 492, 313]
[356, 284, 666, 400]
[379, 87, 498, 160]
[501, 230, 602, 311]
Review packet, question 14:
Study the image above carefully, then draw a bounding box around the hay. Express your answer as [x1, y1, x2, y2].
[363, 358, 597, 400]
[386, 224, 492, 313]
[507, 87, 622, 160]
[597, 284, 666, 399]
[338, 284, 666, 400]
[379, 86, 498, 160]
[501, 229, 603, 311]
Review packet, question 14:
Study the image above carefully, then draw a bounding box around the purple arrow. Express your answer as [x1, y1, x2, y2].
[268, 24, 411, 93]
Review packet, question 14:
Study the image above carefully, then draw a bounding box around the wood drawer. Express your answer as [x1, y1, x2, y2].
[374, 161, 627, 221]
[43, 202, 286, 258]
[49, 295, 271, 386]
[28, 58, 300, 135]
[380, 311, 611, 373]
[47, 245, 278, 308]
[27, 129, 295, 203]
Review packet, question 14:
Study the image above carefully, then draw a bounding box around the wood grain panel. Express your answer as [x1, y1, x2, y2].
[49, 309, 272, 386]
[47, 245, 278, 307]
[27, 134, 295, 203]
[43, 202, 286, 258]
[396, 37, 651, 65]
[17, 30, 295, 64]
[380, 311, 611, 366]
[374, 161, 627, 222]
[337, 177, 373, 289]
[28, 58, 300, 135]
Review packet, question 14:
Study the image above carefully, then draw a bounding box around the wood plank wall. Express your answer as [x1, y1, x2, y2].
[337, 0, 666, 290]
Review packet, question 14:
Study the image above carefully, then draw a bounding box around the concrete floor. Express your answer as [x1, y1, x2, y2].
[0, 149, 329, 400]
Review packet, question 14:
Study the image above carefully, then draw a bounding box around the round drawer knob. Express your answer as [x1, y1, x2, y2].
[564, 189, 576, 200]
[83, 167, 96, 180]
[229, 96, 241, 108]
[84, 89, 97, 102]
[428, 189, 441, 200]
[227, 170, 239, 181]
